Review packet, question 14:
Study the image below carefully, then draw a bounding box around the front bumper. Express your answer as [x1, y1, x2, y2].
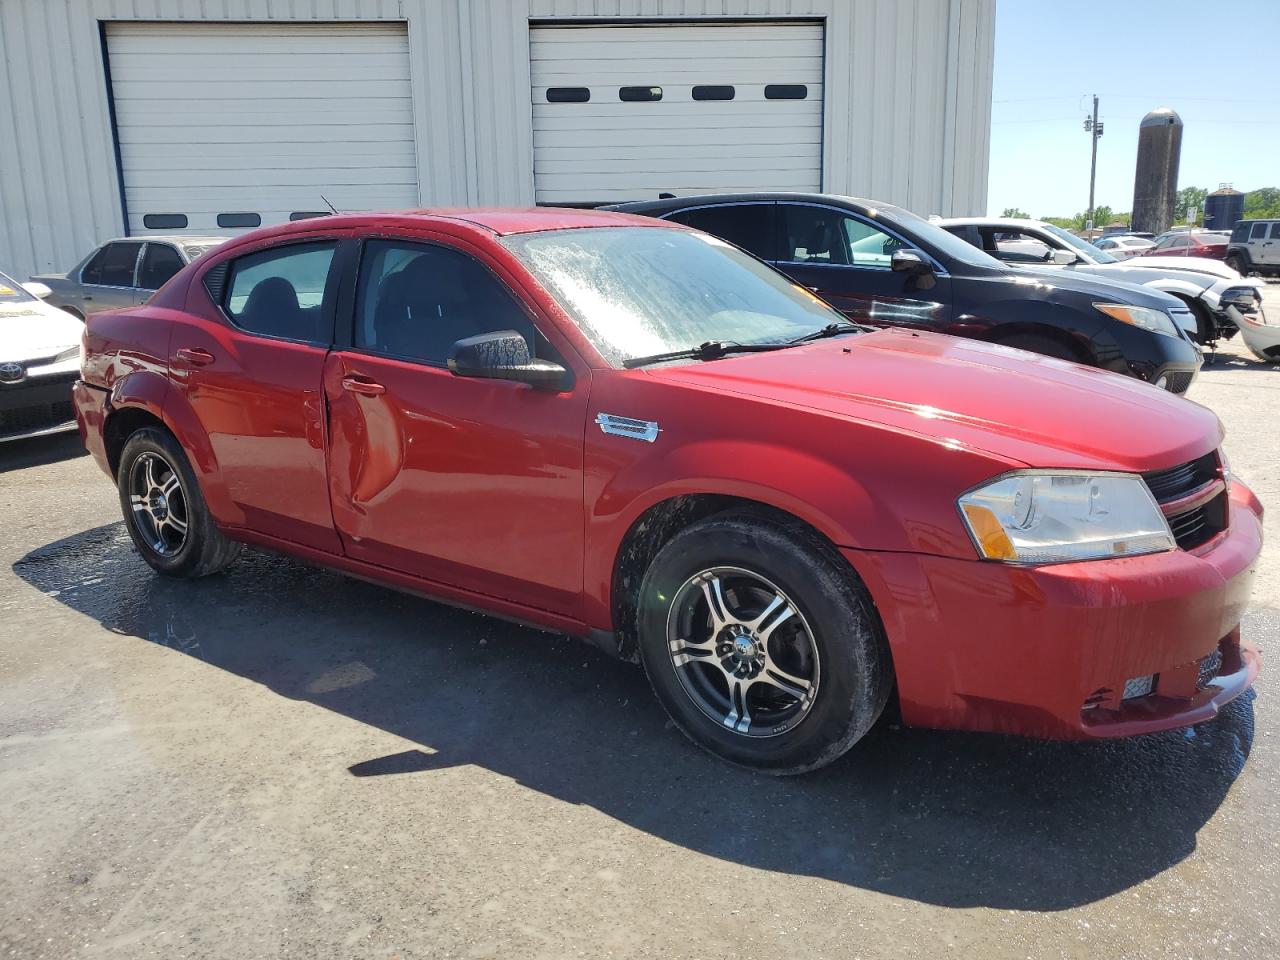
[0, 371, 78, 442]
[847, 478, 1263, 740]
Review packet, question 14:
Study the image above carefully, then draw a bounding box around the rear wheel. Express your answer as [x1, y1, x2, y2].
[637, 513, 892, 775]
[1225, 253, 1250, 276]
[117, 427, 240, 578]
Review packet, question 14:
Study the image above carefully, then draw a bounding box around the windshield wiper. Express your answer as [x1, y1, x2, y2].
[787, 320, 873, 344]
[623, 340, 794, 369]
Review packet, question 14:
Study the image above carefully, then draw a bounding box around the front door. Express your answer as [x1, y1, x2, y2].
[772, 202, 952, 330]
[170, 236, 345, 553]
[135, 242, 187, 304]
[324, 235, 589, 616]
[1258, 222, 1280, 266]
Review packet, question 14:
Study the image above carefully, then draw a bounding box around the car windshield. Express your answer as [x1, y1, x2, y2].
[0, 271, 35, 304]
[502, 226, 851, 367]
[1041, 223, 1118, 263]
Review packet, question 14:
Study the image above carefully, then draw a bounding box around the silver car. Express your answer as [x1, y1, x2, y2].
[31, 236, 225, 320]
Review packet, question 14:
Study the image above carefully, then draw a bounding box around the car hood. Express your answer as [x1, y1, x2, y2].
[648, 329, 1219, 472]
[0, 300, 84, 361]
[1005, 264, 1183, 309]
[1133, 255, 1238, 279]
[1068, 261, 1218, 293]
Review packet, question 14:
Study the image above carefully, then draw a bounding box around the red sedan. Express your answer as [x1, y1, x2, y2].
[1139, 231, 1231, 261]
[72, 209, 1262, 774]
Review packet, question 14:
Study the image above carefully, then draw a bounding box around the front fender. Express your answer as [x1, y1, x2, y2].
[581, 377, 1010, 632]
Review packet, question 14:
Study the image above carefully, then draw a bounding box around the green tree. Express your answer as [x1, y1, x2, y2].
[1001, 207, 1029, 218]
[1089, 205, 1114, 227]
[1175, 186, 1207, 224]
[1244, 187, 1280, 219]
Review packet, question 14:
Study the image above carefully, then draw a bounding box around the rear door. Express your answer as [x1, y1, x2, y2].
[771, 202, 952, 329]
[78, 241, 145, 314]
[661, 202, 778, 260]
[172, 234, 347, 552]
[323, 232, 590, 616]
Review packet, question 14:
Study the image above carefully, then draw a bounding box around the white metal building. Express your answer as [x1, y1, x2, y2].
[0, 0, 996, 280]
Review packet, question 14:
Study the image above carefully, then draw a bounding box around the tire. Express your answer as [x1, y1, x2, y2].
[117, 426, 240, 578]
[636, 512, 892, 775]
[997, 333, 1081, 363]
[1224, 253, 1248, 276]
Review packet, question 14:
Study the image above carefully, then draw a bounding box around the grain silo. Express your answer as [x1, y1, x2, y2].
[1131, 107, 1183, 235]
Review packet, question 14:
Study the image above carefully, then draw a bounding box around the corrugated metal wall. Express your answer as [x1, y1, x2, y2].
[0, 0, 994, 279]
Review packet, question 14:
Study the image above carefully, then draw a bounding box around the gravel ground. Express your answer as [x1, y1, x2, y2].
[1, 290, 1277, 959]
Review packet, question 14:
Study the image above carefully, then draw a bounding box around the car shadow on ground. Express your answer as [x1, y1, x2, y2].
[1202, 351, 1279, 374]
[14, 523, 1264, 912]
[0, 431, 86, 473]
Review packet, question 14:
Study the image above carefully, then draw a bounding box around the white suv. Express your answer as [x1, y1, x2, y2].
[1226, 220, 1280, 278]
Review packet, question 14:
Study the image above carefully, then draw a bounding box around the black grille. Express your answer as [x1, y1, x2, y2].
[0, 400, 74, 436]
[1163, 371, 1194, 394]
[1143, 453, 1227, 551]
[1198, 649, 1224, 688]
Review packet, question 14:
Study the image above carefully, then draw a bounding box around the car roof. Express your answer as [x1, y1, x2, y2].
[102, 235, 227, 245]
[606, 192, 894, 219]
[933, 216, 1051, 229]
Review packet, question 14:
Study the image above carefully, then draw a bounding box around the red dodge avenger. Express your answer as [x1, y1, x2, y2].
[73, 209, 1262, 774]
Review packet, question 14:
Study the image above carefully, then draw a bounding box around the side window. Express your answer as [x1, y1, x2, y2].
[1251, 222, 1269, 240]
[224, 241, 338, 342]
[1270, 223, 1280, 239]
[82, 241, 143, 286]
[138, 243, 185, 291]
[354, 240, 535, 365]
[984, 229, 1051, 263]
[663, 205, 776, 260]
[780, 205, 846, 264]
[779, 205, 901, 267]
[1231, 223, 1249, 243]
[1170, 236, 1190, 248]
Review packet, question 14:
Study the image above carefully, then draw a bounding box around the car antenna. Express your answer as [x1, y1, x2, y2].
[320, 195, 340, 215]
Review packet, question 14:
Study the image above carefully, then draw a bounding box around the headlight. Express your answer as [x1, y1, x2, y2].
[1094, 303, 1181, 338]
[958, 472, 1175, 564]
[1220, 287, 1259, 313]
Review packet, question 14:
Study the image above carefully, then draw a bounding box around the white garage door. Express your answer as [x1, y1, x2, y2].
[530, 22, 824, 205]
[105, 22, 419, 236]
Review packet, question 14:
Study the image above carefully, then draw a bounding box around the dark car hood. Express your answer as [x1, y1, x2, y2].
[1005, 265, 1185, 310]
[648, 328, 1220, 472]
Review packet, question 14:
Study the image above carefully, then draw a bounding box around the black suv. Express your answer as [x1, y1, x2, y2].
[608, 193, 1203, 393]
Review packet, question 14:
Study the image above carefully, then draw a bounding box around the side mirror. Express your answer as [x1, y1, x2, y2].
[448, 330, 569, 390]
[1048, 249, 1078, 265]
[890, 248, 933, 275]
[22, 281, 52, 300]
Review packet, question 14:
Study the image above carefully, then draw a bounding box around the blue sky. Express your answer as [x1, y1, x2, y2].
[988, 0, 1280, 218]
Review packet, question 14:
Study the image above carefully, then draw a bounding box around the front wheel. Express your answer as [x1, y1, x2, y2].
[637, 513, 892, 775]
[117, 427, 240, 578]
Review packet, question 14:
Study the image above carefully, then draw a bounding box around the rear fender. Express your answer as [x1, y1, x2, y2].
[106, 370, 242, 525]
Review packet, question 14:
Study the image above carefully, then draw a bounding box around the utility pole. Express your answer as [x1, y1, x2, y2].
[1083, 95, 1104, 235]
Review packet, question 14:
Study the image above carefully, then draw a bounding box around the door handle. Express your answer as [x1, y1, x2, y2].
[175, 347, 215, 366]
[82, 295, 93, 301]
[342, 374, 386, 396]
